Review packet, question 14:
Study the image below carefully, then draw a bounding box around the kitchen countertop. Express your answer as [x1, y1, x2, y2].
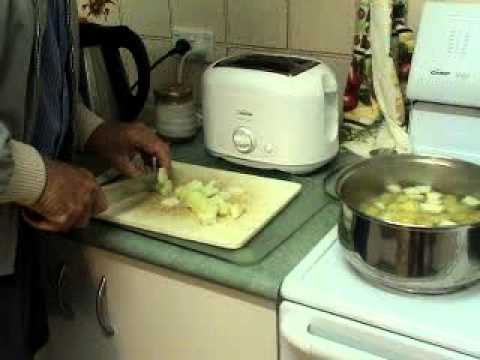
[67, 134, 356, 301]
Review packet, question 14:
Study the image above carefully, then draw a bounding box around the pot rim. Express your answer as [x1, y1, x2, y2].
[344, 203, 480, 232]
[336, 154, 480, 231]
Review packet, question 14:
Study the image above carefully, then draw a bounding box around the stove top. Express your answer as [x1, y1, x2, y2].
[281, 226, 480, 358]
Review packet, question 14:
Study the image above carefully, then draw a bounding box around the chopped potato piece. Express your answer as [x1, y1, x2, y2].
[404, 185, 431, 195]
[360, 183, 480, 227]
[227, 187, 245, 196]
[387, 184, 402, 193]
[161, 197, 180, 208]
[156, 168, 173, 196]
[373, 201, 386, 210]
[230, 204, 245, 219]
[439, 220, 457, 226]
[159, 176, 246, 225]
[462, 196, 480, 207]
[426, 192, 443, 202]
[420, 203, 444, 214]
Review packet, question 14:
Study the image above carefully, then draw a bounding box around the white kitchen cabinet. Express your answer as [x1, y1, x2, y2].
[43, 238, 277, 360]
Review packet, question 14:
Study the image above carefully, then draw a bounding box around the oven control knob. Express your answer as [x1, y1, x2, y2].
[233, 127, 255, 153]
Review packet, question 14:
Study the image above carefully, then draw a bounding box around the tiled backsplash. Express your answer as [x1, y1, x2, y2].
[78, 0, 426, 110]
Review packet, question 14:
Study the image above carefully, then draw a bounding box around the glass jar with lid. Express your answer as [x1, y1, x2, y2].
[154, 84, 199, 141]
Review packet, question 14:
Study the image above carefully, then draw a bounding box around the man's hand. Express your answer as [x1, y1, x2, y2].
[85, 122, 171, 177]
[23, 160, 108, 232]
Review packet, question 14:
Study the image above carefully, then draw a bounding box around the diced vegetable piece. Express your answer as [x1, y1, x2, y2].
[227, 187, 244, 196]
[361, 184, 480, 227]
[439, 220, 457, 226]
[182, 191, 218, 225]
[420, 203, 444, 214]
[462, 196, 480, 207]
[156, 168, 173, 196]
[201, 180, 220, 198]
[211, 195, 231, 217]
[157, 168, 169, 184]
[218, 191, 232, 201]
[426, 192, 443, 202]
[399, 200, 420, 212]
[167, 179, 246, 225]
[373, 201, 386, 210]
[405, 193, 424, 201]
[404, 185, 431, 195]
[230, 204, 245, 219]
[387, 184, 402, 193]
[161, 197, 180, 208]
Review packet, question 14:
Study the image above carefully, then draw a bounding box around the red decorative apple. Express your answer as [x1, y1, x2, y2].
[399, 62, 411, 81]
[344, 92, 359, 112]
[346, 66, 362, 94]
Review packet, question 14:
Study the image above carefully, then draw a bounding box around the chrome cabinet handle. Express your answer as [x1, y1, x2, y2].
[56, 264, 75, 319]
[96, 276, 115, 337]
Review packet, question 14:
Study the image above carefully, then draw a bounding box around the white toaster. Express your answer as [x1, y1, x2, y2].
[202, 53, 339, 174]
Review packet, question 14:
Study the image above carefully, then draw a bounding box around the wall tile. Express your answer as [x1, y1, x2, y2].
[77, 0, 121, 25]
[122, 0, 170, 37]
[289, 0, 355, 54]
[408, 0, 425, 32]
[227, 0, 288, 48]
[171, 0, 226, 42]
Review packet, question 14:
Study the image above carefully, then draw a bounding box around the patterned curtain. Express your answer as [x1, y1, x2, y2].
[341, 0, 415, 157]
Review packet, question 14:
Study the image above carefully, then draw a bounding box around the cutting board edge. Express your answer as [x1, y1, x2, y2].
[97, 162, 303, 250]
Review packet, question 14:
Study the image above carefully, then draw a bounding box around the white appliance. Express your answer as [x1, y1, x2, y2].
[407, 1, 480, 164]
[202, 53, 339, 174]
[280, 226, 480, 360]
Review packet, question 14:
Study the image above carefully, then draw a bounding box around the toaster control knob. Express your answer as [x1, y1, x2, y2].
[264, 143, 273, 154]
[233, 127, 255, 153]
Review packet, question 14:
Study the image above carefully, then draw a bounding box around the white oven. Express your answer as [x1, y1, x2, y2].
[279, 227, 480, 360]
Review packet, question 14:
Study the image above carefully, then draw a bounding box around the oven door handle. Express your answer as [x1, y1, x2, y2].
[281, 312, 386, 360]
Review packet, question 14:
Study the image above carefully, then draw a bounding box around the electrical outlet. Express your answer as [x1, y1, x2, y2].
[172, 27, 215, 62]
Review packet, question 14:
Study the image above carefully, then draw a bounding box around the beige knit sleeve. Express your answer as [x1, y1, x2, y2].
[0, 140, 47, 206]
[75, 101, 105, 151]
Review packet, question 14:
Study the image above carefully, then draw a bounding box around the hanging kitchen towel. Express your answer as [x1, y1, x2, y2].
[341, 0, 415, 157]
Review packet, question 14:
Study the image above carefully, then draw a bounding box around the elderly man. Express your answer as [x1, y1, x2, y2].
[0, 1, 170, 358]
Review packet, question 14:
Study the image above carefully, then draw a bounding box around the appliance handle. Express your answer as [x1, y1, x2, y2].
[281, 312, 386, 360]
[321, 71, 339, 143]
[80, 23, 151, 122]
[96, 276, 115, 337]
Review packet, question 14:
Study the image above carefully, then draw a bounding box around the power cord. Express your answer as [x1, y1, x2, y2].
[130, 38, 191, 90]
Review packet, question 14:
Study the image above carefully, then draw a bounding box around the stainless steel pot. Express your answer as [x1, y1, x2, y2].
[336, 154, 480, 294]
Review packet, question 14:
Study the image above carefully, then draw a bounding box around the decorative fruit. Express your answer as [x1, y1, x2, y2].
[346, 66, 362, 93]
[399, 62, 411, 81]
[344, 92, 359, 112]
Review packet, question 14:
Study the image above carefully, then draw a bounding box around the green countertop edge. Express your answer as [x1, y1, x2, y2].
[68, 202, 339, 301]
[66, 134, 355, 301]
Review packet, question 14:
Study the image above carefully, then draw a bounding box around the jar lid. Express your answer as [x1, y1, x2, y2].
[155, 85, 193, 102]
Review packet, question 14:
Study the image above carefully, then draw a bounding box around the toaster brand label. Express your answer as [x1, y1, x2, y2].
[237, 110, 253, 117]
[430, 69, 451, 76]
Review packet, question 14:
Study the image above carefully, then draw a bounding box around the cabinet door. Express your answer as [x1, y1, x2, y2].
[44, 237, 119, 360]
[84, 246, 278, 360]
[45, 239, 277, 360]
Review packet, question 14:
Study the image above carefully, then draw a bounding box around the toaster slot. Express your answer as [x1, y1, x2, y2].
[214, 54, 319, 76]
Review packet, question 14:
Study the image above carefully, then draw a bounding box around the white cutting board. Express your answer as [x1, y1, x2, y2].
[96, 161, 302, 249]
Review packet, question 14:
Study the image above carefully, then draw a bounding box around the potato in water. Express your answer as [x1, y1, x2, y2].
[360, 184, 480, 227]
